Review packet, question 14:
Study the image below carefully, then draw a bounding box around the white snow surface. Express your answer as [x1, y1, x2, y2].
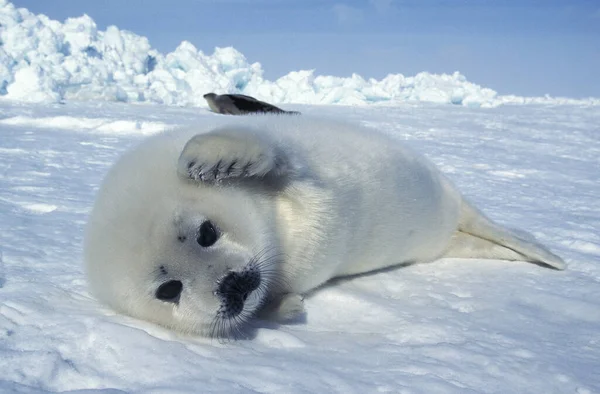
[1, 0, 599, 109]
[0, 100, 599, 393]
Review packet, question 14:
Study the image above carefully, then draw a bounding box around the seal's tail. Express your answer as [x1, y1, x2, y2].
[442, 200, 566, 270]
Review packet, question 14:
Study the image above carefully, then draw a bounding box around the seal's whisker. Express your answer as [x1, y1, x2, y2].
[209, 314, 220, 340]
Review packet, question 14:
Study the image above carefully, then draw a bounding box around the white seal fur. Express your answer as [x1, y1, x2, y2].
[84, 116, 565, 337]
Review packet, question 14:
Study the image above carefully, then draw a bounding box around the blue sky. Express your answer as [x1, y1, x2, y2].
[16, 0, 600, 98]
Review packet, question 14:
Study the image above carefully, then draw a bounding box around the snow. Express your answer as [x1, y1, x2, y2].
[1, 1, 598, 109]
[0, 99, 599, 393]
[0, 115, 168, 135]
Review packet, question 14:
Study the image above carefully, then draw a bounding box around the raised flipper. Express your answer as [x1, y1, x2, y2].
[443, 200, 566, 270]
[177, 128, 289, 183]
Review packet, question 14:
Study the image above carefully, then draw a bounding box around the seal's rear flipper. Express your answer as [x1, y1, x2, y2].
[442, 201, 566, 270]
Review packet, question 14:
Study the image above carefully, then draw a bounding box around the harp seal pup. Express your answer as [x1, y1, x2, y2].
[84, 116, 565, 337]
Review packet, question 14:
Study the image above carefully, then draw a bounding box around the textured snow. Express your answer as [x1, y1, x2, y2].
[0, 100, 599, 393]
[0, 115, 169, 135]
[0, 1, 598, 109]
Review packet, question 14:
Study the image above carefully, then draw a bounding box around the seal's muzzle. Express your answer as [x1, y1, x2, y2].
[216, 266, 261, 318]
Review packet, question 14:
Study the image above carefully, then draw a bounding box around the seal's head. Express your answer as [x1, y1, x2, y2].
[84, 130, 280, 337]
[202, 93, 221, 114]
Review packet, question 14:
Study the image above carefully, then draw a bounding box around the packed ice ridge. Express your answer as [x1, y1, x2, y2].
[0, 0, 598, 108]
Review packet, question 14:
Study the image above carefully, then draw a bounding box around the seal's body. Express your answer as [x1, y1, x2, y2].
[84, 116, 564, 337]
[203, 93, 300, 115]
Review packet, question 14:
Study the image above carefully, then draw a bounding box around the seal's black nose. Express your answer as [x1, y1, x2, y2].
[216, 268, 261, 317]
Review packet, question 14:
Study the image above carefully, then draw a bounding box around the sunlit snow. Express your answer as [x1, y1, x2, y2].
[0, 100, 599, 393]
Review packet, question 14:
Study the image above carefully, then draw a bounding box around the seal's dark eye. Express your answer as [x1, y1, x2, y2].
[197, 220, 218, 247]
[156, 280, 183, 303]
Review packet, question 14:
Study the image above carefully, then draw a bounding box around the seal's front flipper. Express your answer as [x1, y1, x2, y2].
[257, 293, 305, 322]
[443, 200, 566, 270]
[177, 129, 289, 183]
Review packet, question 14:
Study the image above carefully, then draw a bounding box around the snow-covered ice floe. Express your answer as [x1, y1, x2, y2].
[0, 100, 599, 392]
[0, 0, 598, 109]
